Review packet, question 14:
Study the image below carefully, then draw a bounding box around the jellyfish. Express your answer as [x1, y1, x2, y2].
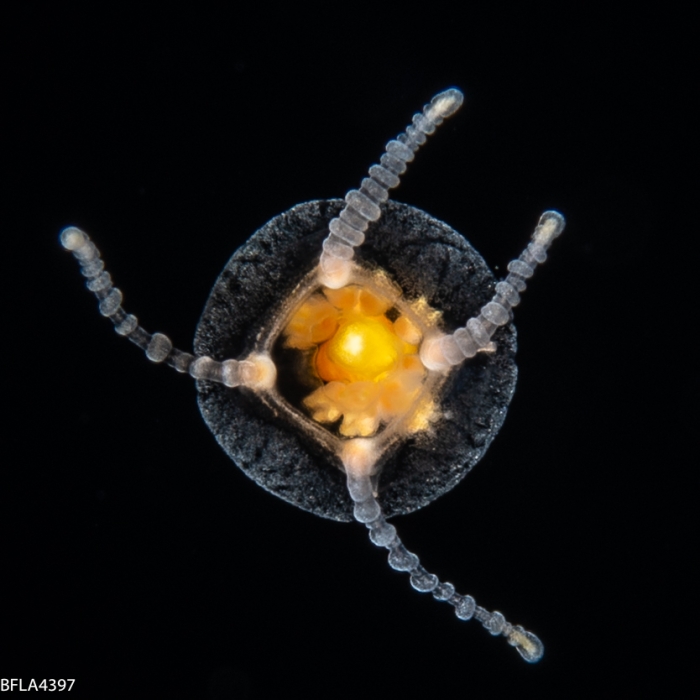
[61, 88, 564, 662]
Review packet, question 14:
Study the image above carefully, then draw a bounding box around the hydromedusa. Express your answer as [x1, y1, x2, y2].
[61, 88, 565, 662]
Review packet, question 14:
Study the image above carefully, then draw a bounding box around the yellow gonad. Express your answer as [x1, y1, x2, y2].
[284, 285, 426, 437]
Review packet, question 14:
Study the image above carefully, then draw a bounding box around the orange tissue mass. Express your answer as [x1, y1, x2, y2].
[283, 285, 425, 437]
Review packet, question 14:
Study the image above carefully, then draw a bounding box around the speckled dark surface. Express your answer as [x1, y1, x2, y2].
[195, 200, 517, 521]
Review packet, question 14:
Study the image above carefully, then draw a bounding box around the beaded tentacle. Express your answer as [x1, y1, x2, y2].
[346, 470, 544, 663]
[318, 88, 464, 288]
[420, 211, 565, 370]
[60, 227, 275, 389]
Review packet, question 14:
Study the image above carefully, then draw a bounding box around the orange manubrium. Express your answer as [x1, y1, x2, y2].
[284, 285, 426, 437]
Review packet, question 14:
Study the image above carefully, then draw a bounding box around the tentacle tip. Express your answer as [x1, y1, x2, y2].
[429, 88, 464, 119]
[60, 226, 88, 251]
[508, 627, 544, 663]
[534, 211, 566, 246]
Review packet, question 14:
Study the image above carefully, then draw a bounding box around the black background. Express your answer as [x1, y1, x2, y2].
[4, 5, 696, 699]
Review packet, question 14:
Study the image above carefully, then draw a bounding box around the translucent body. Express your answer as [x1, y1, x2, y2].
[61, 87, 563, 663]
[193, 200, 517, 521]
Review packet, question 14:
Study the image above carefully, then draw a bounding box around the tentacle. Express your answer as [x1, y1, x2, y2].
[319, 88, 464, 288]
[420, 211, 566, 370]
[60, 227, 275, 389]
[346, 469, 544, 663]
